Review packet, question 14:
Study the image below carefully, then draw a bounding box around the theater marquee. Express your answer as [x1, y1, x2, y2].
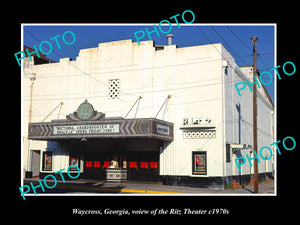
[28, 102, 173, 141]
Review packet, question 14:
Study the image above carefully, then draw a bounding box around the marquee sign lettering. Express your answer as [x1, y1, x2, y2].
[53, 124, 120, 135]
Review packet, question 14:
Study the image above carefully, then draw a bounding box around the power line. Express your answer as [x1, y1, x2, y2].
[24, 27, 268, 84]
[24, 96, 223, 118]
[226, 26, 273, 71]
[23, 28, 250, 103]
[195, 26, 238, 74]
[211, 26, 249, 65]
[23, 76, 244, 102]
[23, 77, 223, 98]
[23, 55, 274, 101]
[25, 51, 271, 81]
[226, 26, 252, 50]
[258, 55, 270, 71]
[31, 56, 243, 79]
[196, 26, 274, 81]
[23, 29, 139, 101]
[23, 27, 273, 109]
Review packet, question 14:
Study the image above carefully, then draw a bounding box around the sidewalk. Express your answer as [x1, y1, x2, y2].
[23, 178, 275, 195]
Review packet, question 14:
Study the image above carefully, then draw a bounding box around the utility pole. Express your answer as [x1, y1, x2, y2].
[250, 36, 258, 193]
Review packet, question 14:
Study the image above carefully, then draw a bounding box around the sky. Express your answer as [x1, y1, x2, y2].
[22, 24, 275, 102]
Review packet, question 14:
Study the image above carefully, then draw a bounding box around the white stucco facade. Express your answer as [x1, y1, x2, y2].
[22, 38, 274, 188]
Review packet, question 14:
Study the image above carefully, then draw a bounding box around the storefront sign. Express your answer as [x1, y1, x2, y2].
[53, 124, 120, 135]
[157, 124, 170, 135]
[182, 117, 212, 126]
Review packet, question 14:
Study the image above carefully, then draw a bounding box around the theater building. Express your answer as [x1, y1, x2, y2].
[22, 37, 274, 189]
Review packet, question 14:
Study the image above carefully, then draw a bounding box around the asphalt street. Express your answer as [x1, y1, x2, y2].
[22, 178, 275, 196]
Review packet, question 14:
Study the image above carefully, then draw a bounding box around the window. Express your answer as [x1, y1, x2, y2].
[108, 79, 120, 99]
[94, 161, 101, 168]
[226, 144, 231, 162]
[130, 161, 137, 168]
[140, 162, 148, 168]
[150, 162, 157, 169]
[85, 161, 92, 167]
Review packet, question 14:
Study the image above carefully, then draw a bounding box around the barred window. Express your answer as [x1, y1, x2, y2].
[108, 79, 120, 99]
